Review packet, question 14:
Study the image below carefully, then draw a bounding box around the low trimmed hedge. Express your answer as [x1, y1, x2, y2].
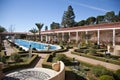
[42, 54, 52, 69]
[71, 51, 120, 65]
[98, 75, 115, 80]
[3, 54, 38, 72]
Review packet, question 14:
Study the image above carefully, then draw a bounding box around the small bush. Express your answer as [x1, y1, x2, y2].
[88, 48, 96, 55]
[19, 47, 23, 51]
[114, 69, 120, 80]
[56, 54, 67, 62]
[32, 48, 37, 50]
[10, 53, 21, 62]
[98, 75, 115, 80]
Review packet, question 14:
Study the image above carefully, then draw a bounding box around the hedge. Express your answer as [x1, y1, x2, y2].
[42, 54, 52, 69]
[98, 75, 115, 80]
[71, 51, 120, 65]
[3, 54, 38, 72]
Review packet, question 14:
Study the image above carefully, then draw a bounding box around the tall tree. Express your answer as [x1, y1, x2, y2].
[77, 20, 86, 26]
[61, 5, 75, 27]
[50, 22, 60, 29]
[86, 17, 96, 25]
[0, 26, 6, 33]
[45, 26, 48, 31]
[29, 28, 38, 41]
[61, 11, 67, 28]
[96, 15, 105, 24]
[105, 11, 115, 22]
[35, 23, 44, 41]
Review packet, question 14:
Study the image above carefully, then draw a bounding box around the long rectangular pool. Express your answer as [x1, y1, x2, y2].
[14, 39, 61, 51]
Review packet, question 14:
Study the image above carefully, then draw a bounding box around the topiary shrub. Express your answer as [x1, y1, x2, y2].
[114, 69, 120, 80]
[98, 75, 115, 80]
[92, 65, 113, 77]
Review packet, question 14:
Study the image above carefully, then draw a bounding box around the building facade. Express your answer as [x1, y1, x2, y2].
[40, 22, 120, 46]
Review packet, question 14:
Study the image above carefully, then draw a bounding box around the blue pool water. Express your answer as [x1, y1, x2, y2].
[14, 39, 60, 51]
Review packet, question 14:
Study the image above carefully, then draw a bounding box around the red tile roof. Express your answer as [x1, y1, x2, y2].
[41, 22, 120, 34]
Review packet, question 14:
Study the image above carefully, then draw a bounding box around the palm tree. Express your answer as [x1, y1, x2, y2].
[35, 23, 44, 41]
[29, 28, 38, 41]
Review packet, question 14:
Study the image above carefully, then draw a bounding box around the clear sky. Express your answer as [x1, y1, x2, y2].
[0, 0, 120, 32]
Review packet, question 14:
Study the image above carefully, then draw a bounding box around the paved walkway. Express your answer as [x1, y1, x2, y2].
[62, 49, 120, 71]
[3, 40, 16, 56]
[35, 54, 48, 67]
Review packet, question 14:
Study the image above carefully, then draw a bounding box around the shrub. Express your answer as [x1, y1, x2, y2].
[32, 48, 37, 50]
[56, 54, 67, 61]
[10, 53, 21, 62]
[88, 48, 96, 55]
[92, 65, 113, 77]
[114, 69, 120, 80]
[98, 75, 115, 80]
[0, 55, 6, 63]
[19, 47, 23, 51]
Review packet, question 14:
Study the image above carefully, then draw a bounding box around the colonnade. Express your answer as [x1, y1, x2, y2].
[40, 28, 118, 46]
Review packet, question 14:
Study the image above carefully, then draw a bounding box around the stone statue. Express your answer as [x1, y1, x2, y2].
[107, 45, 110, 53]
[29, 45, 32, 58]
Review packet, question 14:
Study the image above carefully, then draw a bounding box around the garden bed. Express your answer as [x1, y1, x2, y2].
[73, 49, 120, 65]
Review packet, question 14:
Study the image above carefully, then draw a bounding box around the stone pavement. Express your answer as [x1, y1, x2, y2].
[3, 40, 16, 56]
[35, 54, 48, 67]
[62, 49, 120, 71]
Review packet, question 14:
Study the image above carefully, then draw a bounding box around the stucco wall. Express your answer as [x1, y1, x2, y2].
[49, 61, 65, 80]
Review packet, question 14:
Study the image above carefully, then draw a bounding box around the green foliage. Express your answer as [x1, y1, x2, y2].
[92, 65, 113, 77]
[114, 69, 120, 80]
[88, 48, 97, 55]
[0, 25, 6, 32]
[35, 23, 44, 30]
[10, 53, 20, 62]
[96, 15, 105, 24]
[98, 75, 115, 80]
[61, 5, 75, 27]
[56, 54, 67, 62]
[105, 11, 115, 22]
[0, 55, 6, 63]
[50, 22, 60, 29]
[77, 20, 86, 26]
[86, 16, 96, 25]
[35, 23, 44, 40]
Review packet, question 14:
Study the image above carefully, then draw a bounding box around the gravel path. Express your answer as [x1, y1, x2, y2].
[62, 49, 120, 71]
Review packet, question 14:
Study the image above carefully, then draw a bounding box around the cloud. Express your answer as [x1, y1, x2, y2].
[70, 1, 109, 12]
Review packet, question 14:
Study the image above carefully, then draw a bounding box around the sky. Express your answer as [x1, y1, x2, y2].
[0, 0, 120, 32]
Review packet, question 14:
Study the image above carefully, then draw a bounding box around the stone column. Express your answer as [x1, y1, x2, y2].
[113, 29, 115, 46]
[69, 32, 71, 42]
[97, 30, 100, 45]
[76, 31, 79, 43]
[49, 35, 51, 42]
[85, 31, 88, 44]
[41, 35, 43, 41]
[62, 32, 64, 41]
